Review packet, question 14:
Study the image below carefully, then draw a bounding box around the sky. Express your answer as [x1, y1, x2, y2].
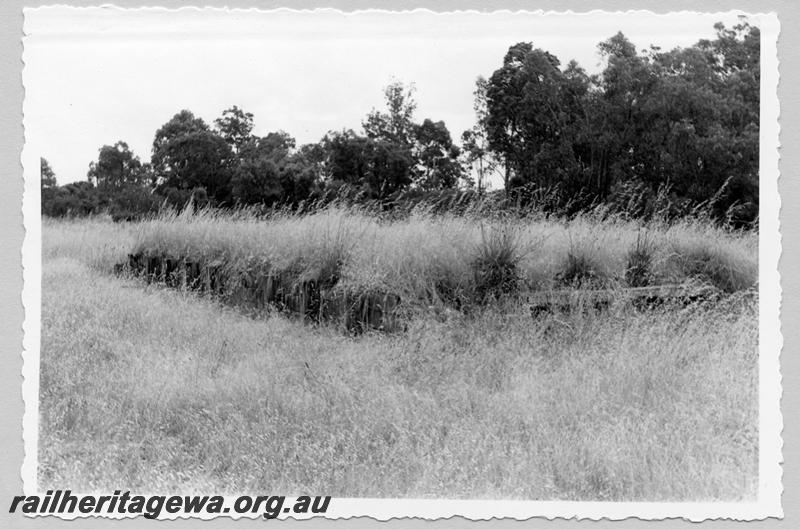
[23, 7, 755, 187]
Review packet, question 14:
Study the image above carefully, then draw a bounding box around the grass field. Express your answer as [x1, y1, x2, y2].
[39, 210, 759, 500]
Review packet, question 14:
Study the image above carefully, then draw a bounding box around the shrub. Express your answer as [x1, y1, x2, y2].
[159, 187, 210, 211]
[42, 182, 100, 217]
[102, 185, 163, 221]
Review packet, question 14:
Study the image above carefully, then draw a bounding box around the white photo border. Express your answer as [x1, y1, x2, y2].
[19, 7, 783, 521]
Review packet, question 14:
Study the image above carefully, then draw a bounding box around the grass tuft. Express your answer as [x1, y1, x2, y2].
[665, 237, 757, 293]
[625, 230, 657, 287]
[471, 225, 525, 303]
[558, 237, 610, 289]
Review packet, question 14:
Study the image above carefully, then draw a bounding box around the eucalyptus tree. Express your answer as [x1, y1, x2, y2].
[151, 110, 235, 205]
[40, 157, 56, 190]
[484, 43, 587, 195]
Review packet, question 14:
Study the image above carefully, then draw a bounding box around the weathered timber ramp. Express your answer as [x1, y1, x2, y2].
[528, 284, 721, 317]
[118, 253, 403, 333]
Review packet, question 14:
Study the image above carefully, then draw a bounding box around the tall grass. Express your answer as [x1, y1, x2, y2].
[125, 207, 757, 311]
[625, 230, 657, 287]
[39, 216, 760, 500]
[471, 225, 527, 303]
[43, 215, 136, 272]
[40, 235, 758, 499]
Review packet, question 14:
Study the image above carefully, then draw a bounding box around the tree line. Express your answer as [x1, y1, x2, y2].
[42, 20, 759, 225]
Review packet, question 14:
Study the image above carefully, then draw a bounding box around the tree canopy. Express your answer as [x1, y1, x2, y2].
[43, 20, 760, 226]
[87, 141, 149, 189]
[41, 158, 56, 190]
[478, 21, 759, 223]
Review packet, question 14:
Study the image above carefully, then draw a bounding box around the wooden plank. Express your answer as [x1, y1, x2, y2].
[528, 284, 719, 314]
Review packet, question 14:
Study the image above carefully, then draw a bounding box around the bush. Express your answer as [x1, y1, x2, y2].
[101, 185, 163, 221]
[43, 181, 166, 221]
[159, 187, 210, 211]
[42, 182, 99, 217]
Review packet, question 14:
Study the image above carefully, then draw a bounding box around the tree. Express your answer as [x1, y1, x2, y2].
[241, 131, 296, 161]
[231, 155, 318, 208]
[363, 80, 418, 145]
[151, 110, 235, 205]
[83, 141, 161, 219]
[87, 141, 148, 189]
[279, 161, 318, 205]
[231, 129, 320, 207]
[323, 130, 368, 187]
[585, 32, 661, 201]
[461, 77, 500, 194]
[698, 20, 760, 129]
[484, 43, 586, 195]
[361, 81, 463, 192]
[322, 129, 414, 199]
[101, 185, 161, 221]
[40, 157, 59, 215]
[700, 20, 760, 76]
[214, 106, 255, 154]
[293, 142, 329, 182]
[231, 157, 284, 206]
[413, 119, 464, 190]
[474, 20, 758, 222]
[41, 158, 57, 190]
[152, 109, 209, 154]
[648, 23, 759, 222]
[41, 181, 98, 217]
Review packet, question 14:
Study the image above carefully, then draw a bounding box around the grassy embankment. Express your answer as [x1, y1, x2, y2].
[40, 209, 758, 500]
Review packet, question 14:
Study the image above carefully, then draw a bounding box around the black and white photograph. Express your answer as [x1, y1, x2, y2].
[20, 7, 781, 520]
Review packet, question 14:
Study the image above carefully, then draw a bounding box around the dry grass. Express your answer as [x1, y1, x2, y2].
[43, 215, 137, 272]
[39, 214, 759, 500]
[126, 207, 757, 309]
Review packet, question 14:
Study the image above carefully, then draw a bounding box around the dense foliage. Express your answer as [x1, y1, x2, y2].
[483, 23, 759, 224]
[42, 21, 759, 225]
